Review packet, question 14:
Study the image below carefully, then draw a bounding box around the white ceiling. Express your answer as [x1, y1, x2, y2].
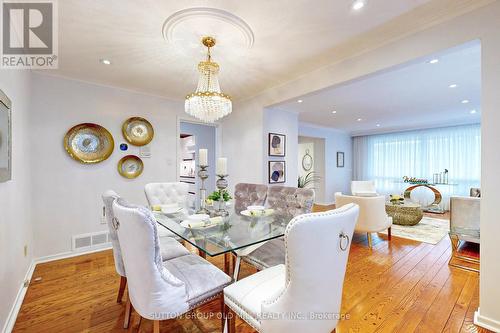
[276, 41, 481, 135]
[40, 0, 435, 100]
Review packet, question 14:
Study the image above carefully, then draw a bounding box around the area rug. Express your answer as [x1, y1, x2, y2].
[380, 217, 450, 244]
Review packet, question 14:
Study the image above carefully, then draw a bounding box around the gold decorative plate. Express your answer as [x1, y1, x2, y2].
[64, 123, 114, 164]
[122, 117, 154, 146]
[117, 155, 144, 179]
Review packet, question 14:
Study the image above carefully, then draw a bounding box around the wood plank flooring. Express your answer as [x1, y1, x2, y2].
[13, 232, 487, 333]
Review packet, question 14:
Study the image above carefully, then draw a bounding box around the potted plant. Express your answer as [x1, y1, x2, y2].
[206, 190, 232, 210]
[298, 171, 321, 189]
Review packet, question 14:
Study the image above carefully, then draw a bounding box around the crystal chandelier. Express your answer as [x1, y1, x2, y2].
[185, 36, 232, 123]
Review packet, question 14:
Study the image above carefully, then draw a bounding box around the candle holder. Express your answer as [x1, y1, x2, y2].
[196, 165, 210, 215]
[216, 174, 229, 217]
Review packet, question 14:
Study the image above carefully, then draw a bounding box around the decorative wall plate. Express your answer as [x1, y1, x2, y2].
[117, 155, 144, 179]
[302, 149, 313, 171]
[122, 117, 154, 146]
[64, 123, 114, 164]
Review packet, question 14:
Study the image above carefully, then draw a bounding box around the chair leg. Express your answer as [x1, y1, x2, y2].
[367, 233, 373, 248]
[224, 253, 232, 275]
[227, 307, 236, 333]
[233, 256, 242, 281]
[387, 227, 392, 241]
[124, 293, 132, 329]
[117, 276, 127, 303]
[153, 320, 160, 333]
[221, 294, 227, 332]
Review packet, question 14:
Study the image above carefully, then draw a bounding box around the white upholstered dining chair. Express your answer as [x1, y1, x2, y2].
[223, 203, 359, 333]
[335, 192, 392, 247]
[144, 182, 190, 238]
[112, 198, 232, 333]
[102, 191, 191, 327]
[351, 180, 377, 197]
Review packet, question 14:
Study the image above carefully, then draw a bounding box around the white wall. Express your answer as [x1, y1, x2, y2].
[0, 70, 33, 331]
[299, 124, 352, 202]
[263, 108, 298, 187]
[29, 73, 185, 257]
[220, 99, 264, 190]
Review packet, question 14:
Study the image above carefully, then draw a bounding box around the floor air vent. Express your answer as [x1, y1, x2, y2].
[72, 231, 110, 251]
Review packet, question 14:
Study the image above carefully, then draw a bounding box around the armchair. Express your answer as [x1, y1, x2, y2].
[224, 203, 359, 333]
[335, 192, 392, 247]
[351, 180, 377, 197]
[449, 196, 480, 272]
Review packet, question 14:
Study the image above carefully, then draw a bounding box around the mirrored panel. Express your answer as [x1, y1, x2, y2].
[0, 89, 12, 182]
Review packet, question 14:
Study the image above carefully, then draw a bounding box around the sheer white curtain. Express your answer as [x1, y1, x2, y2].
[353, 124, 481, 209]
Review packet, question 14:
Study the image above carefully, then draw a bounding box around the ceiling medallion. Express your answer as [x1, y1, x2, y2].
[185, 36, 232, 123]
[162, 7, 254, 49]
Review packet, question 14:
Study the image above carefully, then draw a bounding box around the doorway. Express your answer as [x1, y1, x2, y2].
[298, 136, 326, 203]
[179, 121, 217, 210]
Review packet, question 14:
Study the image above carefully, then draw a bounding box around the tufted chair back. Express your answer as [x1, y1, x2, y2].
[260, 203, 359, 333]
[266, 186, 315, 218]
[234, 183, 268, 213]
[144, 182, 189, 209]
[102, 190, 125, 277]
[112, 198, 189, 319]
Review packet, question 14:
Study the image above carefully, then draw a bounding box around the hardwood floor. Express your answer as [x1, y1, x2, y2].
[13, 233, 488, 333]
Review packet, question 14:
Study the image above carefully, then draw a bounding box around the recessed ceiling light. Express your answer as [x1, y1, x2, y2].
[376, 124, 381, 127]
[461, 99, 469, 104]
[470, 109, 477, 114]
[100, 59, 111, 65]
[449, 84, 458, 88]
[297, 99, 303, 103]
[352, 0, 365, 10]
[429, 59, 439, 64]
[357, 118, 362, 122]
[332, 110, 337, 114]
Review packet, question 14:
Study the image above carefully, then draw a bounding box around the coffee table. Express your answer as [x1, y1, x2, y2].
[385, 201, 423, 226]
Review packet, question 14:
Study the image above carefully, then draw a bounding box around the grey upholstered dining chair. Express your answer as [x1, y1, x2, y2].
[234, 183, 268, 213]
[224, 203, 359, 333]
[233, 186, 315, 279]
[112, 198, 232, 333]
[102, 191, 191, 328]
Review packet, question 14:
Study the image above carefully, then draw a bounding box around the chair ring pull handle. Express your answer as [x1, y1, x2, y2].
[112, 217, 120, 230]
[339, 232, 350, 251]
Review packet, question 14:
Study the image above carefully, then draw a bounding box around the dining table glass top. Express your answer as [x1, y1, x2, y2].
[154, 209, 294, 257]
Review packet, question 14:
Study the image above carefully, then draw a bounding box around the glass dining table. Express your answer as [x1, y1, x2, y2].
[154, 208, 293, 278]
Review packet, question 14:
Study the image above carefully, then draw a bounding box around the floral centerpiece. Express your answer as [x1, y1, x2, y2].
[389, 194, 405, 205]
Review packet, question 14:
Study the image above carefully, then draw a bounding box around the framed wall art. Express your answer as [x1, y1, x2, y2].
[337, 151, 345, 168]
[268, 133, 286, 157]
[269, 161, 286, 184]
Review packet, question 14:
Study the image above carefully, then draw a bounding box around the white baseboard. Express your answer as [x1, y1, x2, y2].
[35, 244, 112, 264]
[475, 308, 500, 332]
[1, 246, 112, 333]
[2, 260, 36, 333]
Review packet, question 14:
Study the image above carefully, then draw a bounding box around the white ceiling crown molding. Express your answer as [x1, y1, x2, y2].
[162, 7, 255, 49]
